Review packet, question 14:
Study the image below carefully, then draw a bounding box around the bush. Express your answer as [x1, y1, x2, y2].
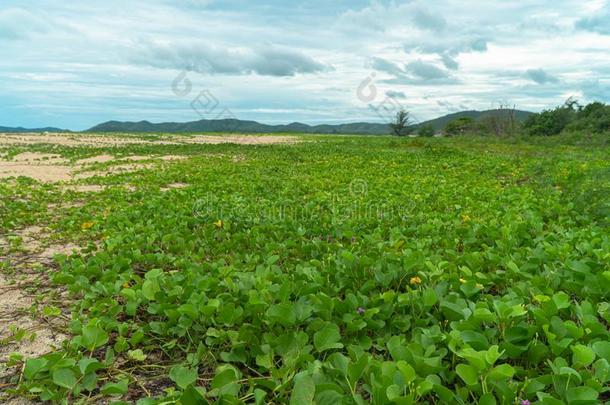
[444, 117, 475, 136]
[477, 110, 519, 137]
[417, 124, 435, 137]
[524, 99, 610, 137]
[566, 102, 610, 133]
[523, 99, 578, 136]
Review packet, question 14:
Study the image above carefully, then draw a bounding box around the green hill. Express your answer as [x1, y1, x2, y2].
[414, 109, 534, 131]
[87, 109, 533, 135]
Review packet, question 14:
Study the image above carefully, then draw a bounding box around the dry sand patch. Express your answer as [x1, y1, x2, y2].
[0, 133, 298, 147]
[0, 133, 292, 183]
[122, 155, 186, 162]
[76, 154, 115, 164]
[0, 164, 75, 182]
[0, 133, 176, 147]
[0, 273, 67, 362]
[0, 153, 169, 183]
[12, 152, 68, 164]
[0, 226, 73, 366]
[62, 184, 106, 193]
[160, 182, 189, 192]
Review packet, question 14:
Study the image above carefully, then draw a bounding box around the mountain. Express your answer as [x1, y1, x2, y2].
[87, 119, 392, 135]
[1, 109, 534, 135]
[87, 109, 534, 135]
[0, 126, 66, 133]
[415, 109, 534, 131]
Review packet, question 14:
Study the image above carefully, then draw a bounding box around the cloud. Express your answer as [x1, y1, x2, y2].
[370, 57, 405, 77]
[576, 9, 610, 35]
[368, 56, 459, 86]
[525, 69, 559, 84]
[440, 54, 459, 70]
[0, 8, 50, 40]
[405, 60, 450, 80]
[405, 36, 490, 73]
[130, 40, 328, 77]
[386, 90, 406, 99]
[1, 0, 608, 129]
[413, 8, 446, 32]
[580, 80, 610, 102]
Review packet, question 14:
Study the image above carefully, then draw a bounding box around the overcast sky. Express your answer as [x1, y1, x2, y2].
[1, 0, 609, 130]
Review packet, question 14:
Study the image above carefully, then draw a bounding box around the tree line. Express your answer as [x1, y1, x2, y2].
[389, 99, 610, 138]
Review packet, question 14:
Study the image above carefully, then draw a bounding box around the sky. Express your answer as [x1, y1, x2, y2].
[1, 0, 609, 130]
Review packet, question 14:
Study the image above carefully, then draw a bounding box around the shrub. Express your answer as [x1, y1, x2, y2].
[444, 117, 475, 136]
[566, 102, 610, 133]
[477, 109, 519, 137]
[417, 124, 435, 137]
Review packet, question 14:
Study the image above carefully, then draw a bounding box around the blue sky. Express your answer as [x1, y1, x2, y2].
[1, 0, 609, 130]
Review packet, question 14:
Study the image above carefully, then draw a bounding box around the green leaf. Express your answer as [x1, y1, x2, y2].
[180, 385, 207, 405]
[422, 288, 437, 307]
[127, 349, 147, 362]
[210, 368, 240, 397]
[487, 364, 514, 381]
[101, 379, 129, 395]
[592, 341, 610, 362]
[571, 344, 596, 368]
[24, 358, 48, 380]
[52, 368, 77, 390]
[456, 364, 479, 386]
[254, 388, 267, 405]
[553, 292, 571, 310]
[479, 393, 497, 405]
[141, 279, 160, 301]
[386, 384, 402, 401]
[484, 345, 502, 365]
[558, 367, 582, 384]
[290, 373, 315, 405]
[267, 303, 296, 326]
[565, 386, 598, 405]
[81, 325, 109, 351]
[314, 324, 343, 352]
[396, 360, 416, 383]
[78, 358, 101, 375]
[416, 379, 434, 396]
[169, 365, 198, 389]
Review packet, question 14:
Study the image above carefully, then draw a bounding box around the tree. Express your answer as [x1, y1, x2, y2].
[389, 109, 412, 136]
[444, 117, 474, 136]
[523, 98, 579, 136]
[567, 101, 610, 133]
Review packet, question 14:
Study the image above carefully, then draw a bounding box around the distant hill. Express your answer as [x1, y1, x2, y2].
[1, 109, 534, 135]
[87, 119, 391, 135]
[0, 126, 66, 133]
[88, 109, 533, 135]
[415, 109, 534, 131]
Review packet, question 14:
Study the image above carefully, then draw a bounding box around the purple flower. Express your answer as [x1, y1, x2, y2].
[357, 307, 366, 315]
[521, 400, 531, 405]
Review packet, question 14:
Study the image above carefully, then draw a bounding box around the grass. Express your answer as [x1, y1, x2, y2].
[1, 134, 609, 404]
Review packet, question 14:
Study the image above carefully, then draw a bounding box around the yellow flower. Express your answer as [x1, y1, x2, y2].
[122, 282, 130, 288]
[409, 276, 422, 285]
[461, 214, 471, 222]
[81, 221, 94, 230]
[214, 220, 223, 228]
[459, 278, 466, 283]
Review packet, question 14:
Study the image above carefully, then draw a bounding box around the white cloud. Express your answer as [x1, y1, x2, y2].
[129, 40, 328, 76]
